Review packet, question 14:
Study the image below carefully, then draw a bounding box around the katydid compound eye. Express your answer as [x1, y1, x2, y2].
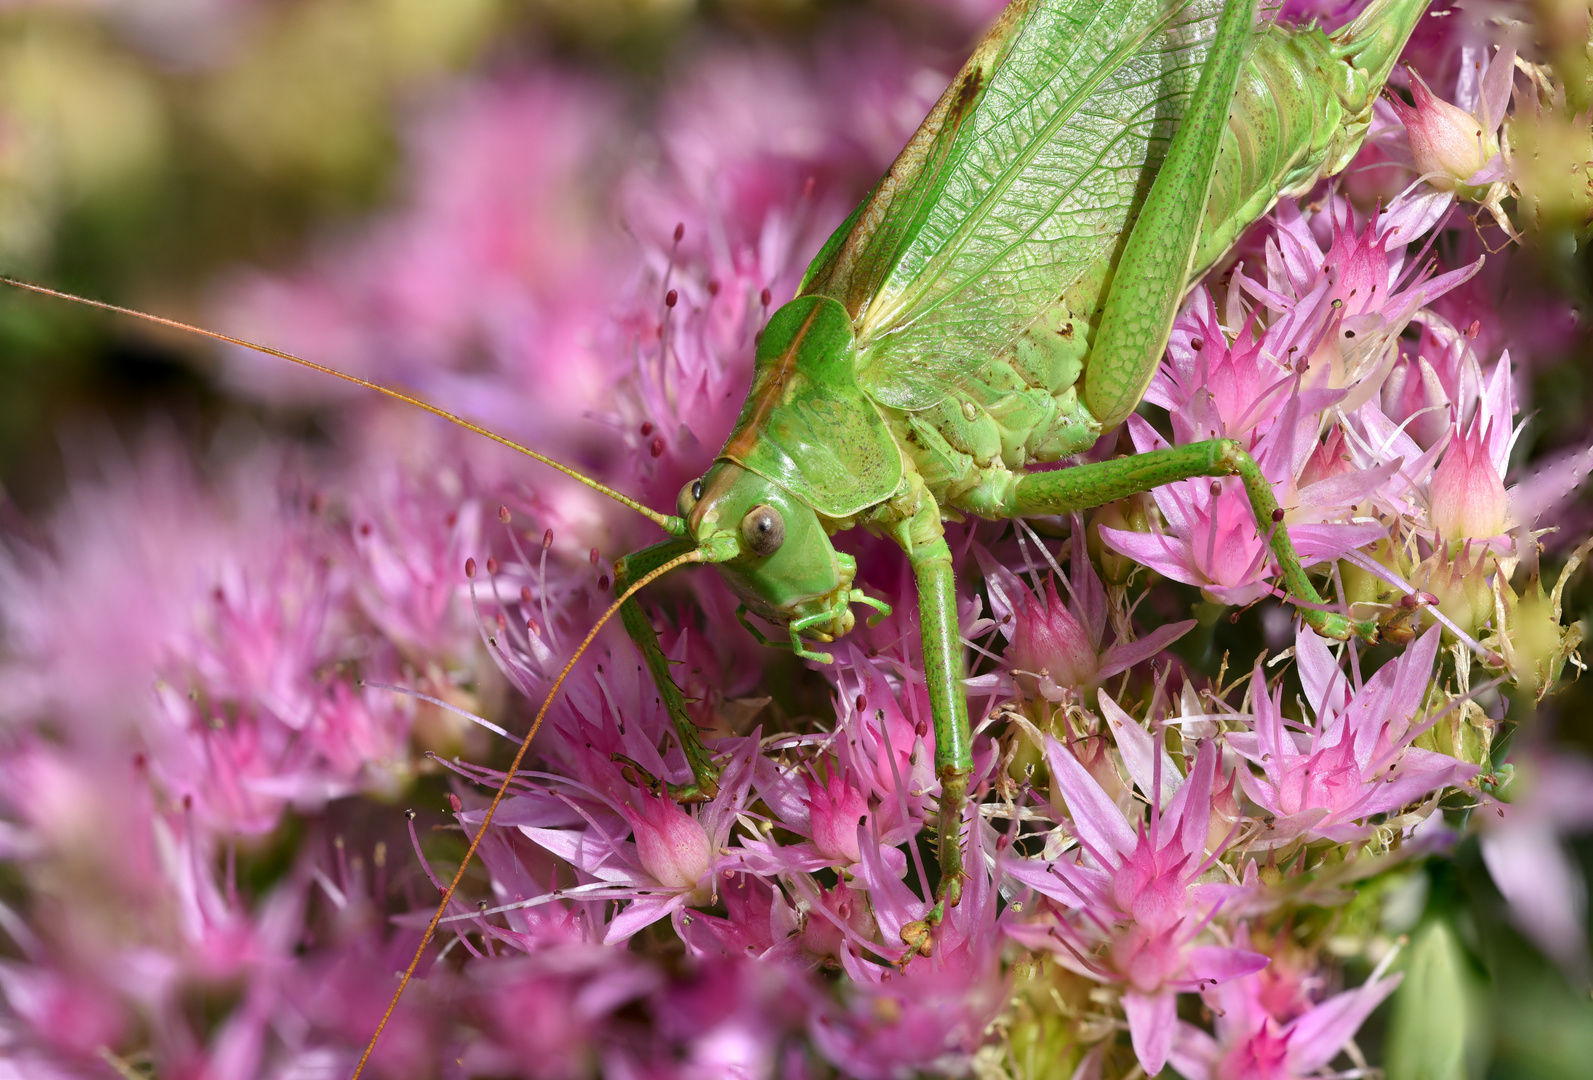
[741, 504, 785, 557]
[678, 479, 704, 519]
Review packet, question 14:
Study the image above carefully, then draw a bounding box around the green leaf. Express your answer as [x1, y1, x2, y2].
[1386, 919, 1488, 1080]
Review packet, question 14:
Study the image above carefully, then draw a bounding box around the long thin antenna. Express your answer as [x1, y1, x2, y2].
[0, 277, 682, 533]
[349, 546, 704, 1080]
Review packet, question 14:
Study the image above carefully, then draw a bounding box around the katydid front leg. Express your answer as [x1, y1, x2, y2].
[614, 538, 721, 799]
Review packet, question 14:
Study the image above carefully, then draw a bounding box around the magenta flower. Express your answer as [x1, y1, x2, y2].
[812, 816, 1008, 1079]
[974, 535, 1195, 699]
[505, 737, 758, 943]
[1005, 737, 1266, 1075]
[1169, 962, 1403, 1080]
[1099, 412, 1385, 605]
[1231, 624, 1477, 844]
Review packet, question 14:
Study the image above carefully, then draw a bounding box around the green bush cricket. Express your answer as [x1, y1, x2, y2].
[625, 0, 1426, 921]
[2, 0, 1431, 1067]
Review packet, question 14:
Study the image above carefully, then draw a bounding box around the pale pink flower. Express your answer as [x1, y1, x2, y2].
[505, 738, 759, 943]
[1388, 47, 1515, 196]
[1231, 624, 1476, 843]
[1429, 416, 1509, 541]
[812, 816, 1007, 1079]
[1005, 739, 1266, 1075]
[1169, 962, 1403, 1080]
[1479, 751, 1593, 977]
[973, 534, 1195, 699]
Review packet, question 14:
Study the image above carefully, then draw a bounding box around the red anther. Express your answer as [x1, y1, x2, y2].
[1466, 320, 1481, 339]
[498, 505, 511, 524]
[589, 547, 600, 566]
[640, 420, 654, 437]
[597, 574, 610, 591]
[760, 287, 772, 307]
[496, 613, 507, 631]
[665, 289, 678, 308]
[855, 694, 866, 712]
[673, 222, 684, 243]
[465, 558, 477, 579]
[485, 557, 499, 575]
[542, 529, 554, 550]
[707, 279, 721, 296]
[526, 617, 541, 636]
[448, 794, 462, 813]
[914, 720, 928, 738]
[359, 522, 372, 537]
[446, 511, 458, 528]
[1210, 481, 1223, 498]
[520, 586, 532, 603]
[650, 437, 665, 458]
[1271, 507, 1285, 522]
[1190, 337, 1204, 351]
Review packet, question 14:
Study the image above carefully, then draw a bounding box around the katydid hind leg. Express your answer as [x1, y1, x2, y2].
[1003, 439, 1376, 642]
[614, 538, 721, 800]
[1082, 0, 1257, 431]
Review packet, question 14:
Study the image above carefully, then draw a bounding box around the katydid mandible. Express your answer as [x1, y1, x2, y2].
[1, 0, 1430, 1066]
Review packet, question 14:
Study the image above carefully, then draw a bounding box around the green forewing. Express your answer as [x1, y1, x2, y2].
[719, 297, 903, 519]
[804, 0, 1227, 411]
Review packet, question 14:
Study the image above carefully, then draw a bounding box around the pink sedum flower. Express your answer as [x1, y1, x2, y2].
[1479, 751, 1593, 976]
[1006, 738, 1266, 1076]
[1169, 963, 1403, 1080]
[1231, 625, 1477, 844]
[622, 792, 715, 900]
[975, 536, 1195, 699]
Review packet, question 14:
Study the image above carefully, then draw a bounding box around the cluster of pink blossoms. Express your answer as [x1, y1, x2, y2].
[2, 1, 1592, 1078]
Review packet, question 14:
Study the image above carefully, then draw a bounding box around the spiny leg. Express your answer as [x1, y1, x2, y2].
[1000, 439, 1377, 642]
[894, 500, 971, 922]
[614, 538, 721, 799]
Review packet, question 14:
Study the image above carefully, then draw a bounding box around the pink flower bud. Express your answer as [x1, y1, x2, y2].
[1381, 353, 1455, 450]
[625, 794, 712, 898]
[1429, 423, 1507, 540]
[1390, 70, 1498, 192]
[1008, 574, 1100, 690]
[804, 771, 868, 864]
[1298, 426, 1356, 489]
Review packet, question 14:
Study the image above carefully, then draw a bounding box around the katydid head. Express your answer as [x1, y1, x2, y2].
[679, 459, 880, 651]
